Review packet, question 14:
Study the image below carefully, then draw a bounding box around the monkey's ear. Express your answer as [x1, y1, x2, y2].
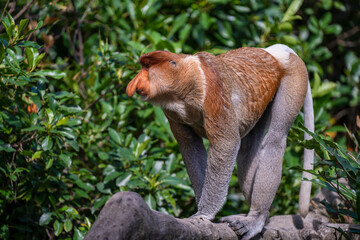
[169, 60, 176, 67]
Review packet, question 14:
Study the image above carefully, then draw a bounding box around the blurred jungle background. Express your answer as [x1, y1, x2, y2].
[1, 0, 359, 239]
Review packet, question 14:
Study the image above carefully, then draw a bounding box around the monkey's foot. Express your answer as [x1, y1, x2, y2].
[189, 213, 212, 221]
[219, 211, 269, 240]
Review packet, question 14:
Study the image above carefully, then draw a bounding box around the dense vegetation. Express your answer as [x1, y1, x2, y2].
[0, 0, 359, 239]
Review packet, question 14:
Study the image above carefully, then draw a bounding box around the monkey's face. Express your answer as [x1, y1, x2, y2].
[126, 51, 183, 103]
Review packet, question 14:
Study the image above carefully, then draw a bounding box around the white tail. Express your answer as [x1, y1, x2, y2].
[298, 83, 314, 217]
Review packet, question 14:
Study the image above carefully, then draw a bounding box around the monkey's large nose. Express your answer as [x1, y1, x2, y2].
[126, 70, 150, 97]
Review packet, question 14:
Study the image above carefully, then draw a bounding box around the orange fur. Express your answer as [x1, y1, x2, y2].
[219, 47, 283, 121]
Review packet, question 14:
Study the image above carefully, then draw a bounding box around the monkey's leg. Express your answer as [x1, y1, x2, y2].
[221, 72, 307, 239]
[236, 107, 271, 201]
[219, 108, 271, 239]
[167, 119, 207, 204]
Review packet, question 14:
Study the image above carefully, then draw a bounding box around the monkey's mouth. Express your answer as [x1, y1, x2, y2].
[136, 91, 149, 100]
[136, 88, 149, 99]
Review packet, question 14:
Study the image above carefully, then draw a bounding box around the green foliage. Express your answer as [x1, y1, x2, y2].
[293, 123, 360, 235]
[1, 0, 359, 238]
[0, 12, 85, 238]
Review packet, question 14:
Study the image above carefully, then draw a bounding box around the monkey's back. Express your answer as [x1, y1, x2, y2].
[218, 47, 284, 135]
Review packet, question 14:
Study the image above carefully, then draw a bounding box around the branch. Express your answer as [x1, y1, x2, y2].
[0, 0, 10, 22]
[71, 0, 84, 66]
[84, 83, 122, 110]
[0, 0, 11, 32]
[84, 191, 237, 240]
[13, 0, 34, 21]
[85, 191, 360, 240]
[328, 26, 360, 49]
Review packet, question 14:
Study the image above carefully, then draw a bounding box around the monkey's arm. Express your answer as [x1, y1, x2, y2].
[167, 117, 207, 204]
[195, 121, 241, 220]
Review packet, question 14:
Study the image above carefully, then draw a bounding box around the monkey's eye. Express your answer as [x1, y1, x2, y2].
[144, 63, 150, 68]
[169, 60, 176, 67]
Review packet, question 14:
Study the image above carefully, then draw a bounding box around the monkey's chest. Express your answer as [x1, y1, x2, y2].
[163, 103, 207, 138]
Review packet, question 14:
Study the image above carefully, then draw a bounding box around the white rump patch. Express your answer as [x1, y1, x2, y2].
[264, 44, 297, 66]
[184, 55, 207, 104]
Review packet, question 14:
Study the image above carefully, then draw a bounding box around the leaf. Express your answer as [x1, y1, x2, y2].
[281, 35, 298, 45]
[74, 189, 90, 199]
[0, 144, 16, 152]
[168, 13, 188, 38]
[104, 171, 123, 184]
[179, 24, 191, 43]
[151, 161, 163, 175]
[165, 153, 177, 173]
[5, 11, 15, 26]
[96, 182, 112, 194]
[32, 70, 66, 79]
[76, 180, 95, 192]
[53, 220, 63, 236]
[23, 20, 43, 37]
[58, 130, 76, 139]
[108, 128, 121, 145]
[319, 12, 332, 29]
[32, 151, 43, 160]
[118, 147, 135, 161]
[3, 22, 14, 40]
[279, 22, 293, 32]
[69, 174, 95, 192]
[6, 48, 19, 68]
[56, 117, 68, 127]
[312, 81, 337, 98]
[338, 208, 358, 219]
[161, 176, 192, 191]
[39, 212, 53, 226]
[145, 194, 156, 210]
[116, 173, 132, 187]
[54, 91, 76, 99]
[41, 136, 53, 151]
[59, 154, 72, 168]
[135, 138, 151, 159]
[0, 42, 5, 63]
[156, 40, 175, 52]
[73, 228, 85, 240]
[59, 105, 82, 114]
[91, 196, 110, 214]
[45, 158, 54, 170]
[68, 140, 79, 152]
[65, 207, 79, 215]
[199, 12, 211, 30]
[18, 19, 29, 34]
[25, 47, 38, 71]
[85, 217, 92, 229]
[282, 0, 304, 23]
[21, 125, 45, 132]
[18, 41, 41, 49]
[9, 174, 17, 181]
[64, 118, 82, 126]
[64, 219, 73, 232]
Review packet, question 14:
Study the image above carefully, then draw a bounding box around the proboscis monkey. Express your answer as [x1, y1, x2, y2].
[126, 44, 314, 240]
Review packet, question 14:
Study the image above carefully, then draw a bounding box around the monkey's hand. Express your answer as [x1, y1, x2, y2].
[219, 211, 269, 240]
